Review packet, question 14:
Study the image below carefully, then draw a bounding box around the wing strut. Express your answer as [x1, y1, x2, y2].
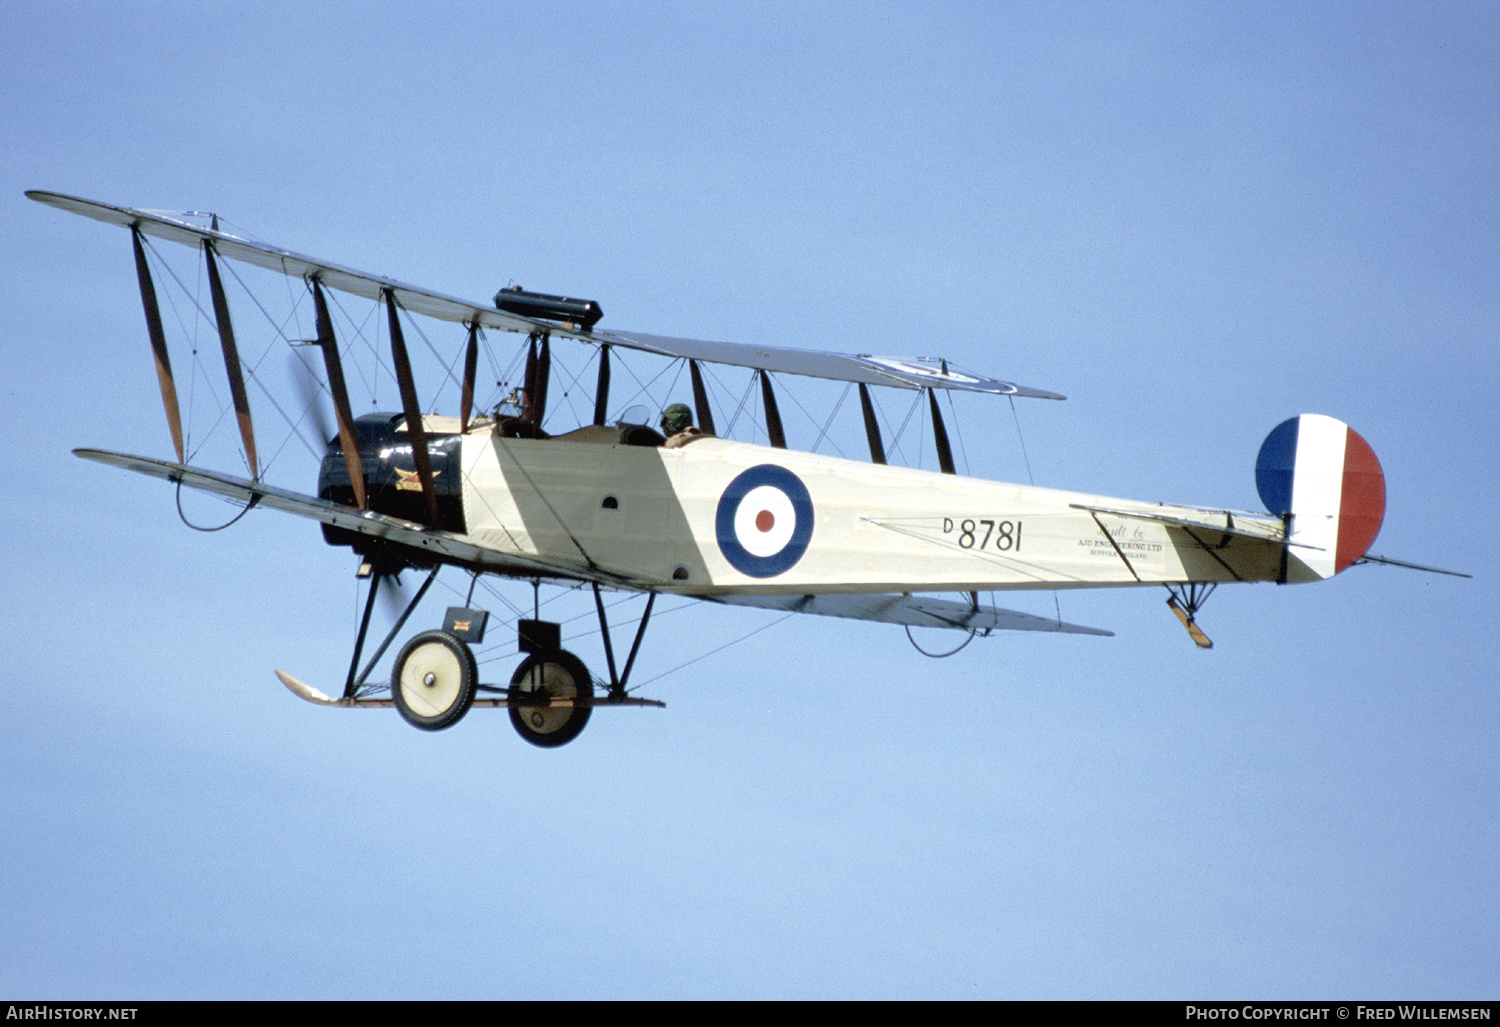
[130, 228, 185, 463]
[592, 343, 611, 425]
[203, 241, 258, 479]
[383, 288, 440, 526]
[858, 383, 886, 465]
[927, 388, 955, 474]
[534, 331, 551, 427]
[311, 279, 366, 509]
[759, 370, 787, 449]
[689, 359, 717, 436]
[521, 330, 551, 430]
[459, 321, 480, 433]
[522, 333, 538, 419]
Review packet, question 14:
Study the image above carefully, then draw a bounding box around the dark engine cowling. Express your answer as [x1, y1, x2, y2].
[318, 413, 467, 554]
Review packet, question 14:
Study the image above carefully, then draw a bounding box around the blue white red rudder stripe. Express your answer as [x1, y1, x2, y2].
[1255, 414, 1386, 580]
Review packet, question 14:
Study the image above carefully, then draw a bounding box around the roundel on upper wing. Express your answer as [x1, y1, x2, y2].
[715, 465, 815, 578]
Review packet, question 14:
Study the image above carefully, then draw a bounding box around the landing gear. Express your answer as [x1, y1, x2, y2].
[392, 630, 477, 730]
[326, 558, 661, 740]
[508, 649, 594, 748]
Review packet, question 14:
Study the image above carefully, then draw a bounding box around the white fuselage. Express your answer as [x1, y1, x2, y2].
[457, 430, 1293, 594]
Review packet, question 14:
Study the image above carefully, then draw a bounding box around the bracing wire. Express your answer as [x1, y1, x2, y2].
[808, 382, 851, 456]
[779, 381, 849, 459]
[1007, 394, 1062, 625]
[887, 389, 925, 465]
[944, 388, 970, 476]
[1008, 395, 1036, 486]
[708, 364, 757, 438]
[630, 611, 797, 690]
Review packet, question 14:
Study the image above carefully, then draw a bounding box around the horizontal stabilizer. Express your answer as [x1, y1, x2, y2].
[1355, 553, 1471, 578]
[707, 592, 1112, 635]
[1069, 502, 1289, 546]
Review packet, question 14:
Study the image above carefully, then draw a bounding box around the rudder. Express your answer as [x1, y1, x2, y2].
[1255, 414, 1385, 581]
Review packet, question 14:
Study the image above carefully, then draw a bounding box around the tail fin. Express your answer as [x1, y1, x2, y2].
[1255, 414, 1386, 581]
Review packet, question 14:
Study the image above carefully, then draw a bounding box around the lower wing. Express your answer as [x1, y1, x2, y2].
[706, 592, 1112, 635]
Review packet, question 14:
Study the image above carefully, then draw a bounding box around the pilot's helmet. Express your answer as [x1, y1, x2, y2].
[660, 403, 693, 435]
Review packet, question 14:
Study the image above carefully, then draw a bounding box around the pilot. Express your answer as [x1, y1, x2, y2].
[660, 403, 707, 448]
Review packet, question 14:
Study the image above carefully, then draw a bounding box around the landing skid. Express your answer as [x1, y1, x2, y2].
[276, 669, 665, 710]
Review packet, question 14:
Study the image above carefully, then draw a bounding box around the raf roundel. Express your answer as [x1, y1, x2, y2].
[715, 465, 815, 578]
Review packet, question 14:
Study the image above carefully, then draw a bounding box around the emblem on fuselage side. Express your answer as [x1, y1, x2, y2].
[715, 465, 815, 578]
[394, 467, 442, 492]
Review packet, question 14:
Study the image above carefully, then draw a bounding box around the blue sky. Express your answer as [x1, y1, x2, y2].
[2, 1, 1496, 998]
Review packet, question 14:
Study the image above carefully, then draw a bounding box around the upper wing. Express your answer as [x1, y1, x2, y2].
[28, 190, 543, 335]
[74, 448, 647, 588]
[706, 592, 1112, 635]
[595, 331, 1064, 398]
[29, 191, 1062, 399]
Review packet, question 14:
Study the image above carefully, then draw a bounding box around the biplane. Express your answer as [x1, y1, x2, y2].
[28, 190, 1467, 748]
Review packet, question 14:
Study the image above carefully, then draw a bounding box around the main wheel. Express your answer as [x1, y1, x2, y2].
[392, 630, 477, 731]
[508, 649, 593, 748]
